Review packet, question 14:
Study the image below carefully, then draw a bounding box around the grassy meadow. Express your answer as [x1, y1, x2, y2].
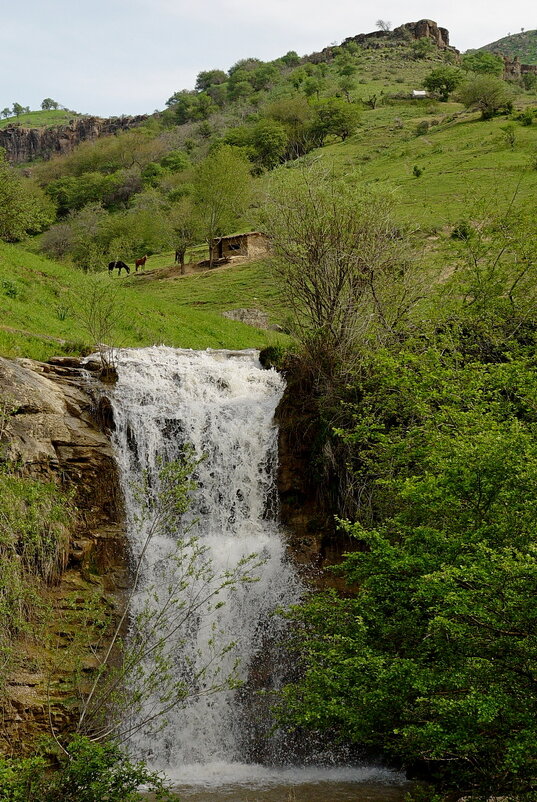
[0, 243, 286, 361]
[0, 109, 83, 130]
[3, 43, 537, 363]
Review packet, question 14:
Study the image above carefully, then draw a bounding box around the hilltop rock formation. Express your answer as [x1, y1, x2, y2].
[308, 19, 457, 63]
[346, 19, 451, 49]
[0, 114, 147, 164]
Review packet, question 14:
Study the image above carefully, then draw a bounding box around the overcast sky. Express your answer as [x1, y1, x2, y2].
[1, 0, 534, 118]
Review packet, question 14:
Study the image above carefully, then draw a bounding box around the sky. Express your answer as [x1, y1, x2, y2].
[1, 0, 535, 118]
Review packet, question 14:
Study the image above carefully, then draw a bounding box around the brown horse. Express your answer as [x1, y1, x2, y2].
[135, 255, 148, 271]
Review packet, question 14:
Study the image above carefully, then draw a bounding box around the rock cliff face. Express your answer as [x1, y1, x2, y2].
[0, 115, 147, 164]
[275, 364, 358, 590]
[344, 19, 452, 49]
[502, 54, 537, 80]
[394, 19, 451, 48]
[0, 356, 127, 753]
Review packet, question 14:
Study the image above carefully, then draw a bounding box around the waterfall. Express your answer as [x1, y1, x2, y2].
[108, 346, 303, 775]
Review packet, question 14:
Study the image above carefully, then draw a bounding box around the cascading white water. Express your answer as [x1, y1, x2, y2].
[108, 346, 303, 774]
[107, 345, 405, 795]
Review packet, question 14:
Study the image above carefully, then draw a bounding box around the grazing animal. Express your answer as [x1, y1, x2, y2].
[135, 255, 148, 271]
[108, 260, 130, 276]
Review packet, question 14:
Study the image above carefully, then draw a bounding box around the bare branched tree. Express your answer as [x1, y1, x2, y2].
[376, 19, 392, 32]
[68, 453, 262, 745]
[73, 277, 125, 377]
[261, 164, 422, 369]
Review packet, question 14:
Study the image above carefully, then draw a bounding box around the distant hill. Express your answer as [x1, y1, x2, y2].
[0, 109, 82, 130]
[478, 29, 537, 64]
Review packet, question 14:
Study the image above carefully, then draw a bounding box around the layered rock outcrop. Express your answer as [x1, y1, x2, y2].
[502, 54, 537, 80]
[307, 19, 457, 63]
[0, 115, 147, 164]
[345, 18, 451, 49]
[0, 356, 127, 753]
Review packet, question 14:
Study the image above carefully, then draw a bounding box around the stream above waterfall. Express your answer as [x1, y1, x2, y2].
[108, 347, 406, 797]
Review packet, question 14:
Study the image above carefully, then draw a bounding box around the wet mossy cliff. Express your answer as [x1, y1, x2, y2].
[0, 355, 127, 754]
[275, 359, 357, 590]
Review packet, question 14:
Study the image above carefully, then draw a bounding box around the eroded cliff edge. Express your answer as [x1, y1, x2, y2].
[0, 115, 147, 164]
[0, 356, 127, 753]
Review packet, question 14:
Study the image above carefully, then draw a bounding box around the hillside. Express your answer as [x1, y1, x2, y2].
[2, 18, 537, 360]
[479, 28, 537, 64]
[0, 243, 285, 361]
[0, 109, 81, 130]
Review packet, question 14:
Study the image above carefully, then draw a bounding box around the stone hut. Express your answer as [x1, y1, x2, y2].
[210, 232, 270, 262]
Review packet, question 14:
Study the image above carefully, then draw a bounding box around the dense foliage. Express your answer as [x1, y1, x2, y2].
[275, 193, 537, 800]
[0, 736, 176, 801]
[0, 151, 54, 241]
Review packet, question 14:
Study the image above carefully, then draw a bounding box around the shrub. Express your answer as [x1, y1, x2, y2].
[500, 122, 517, 148]
[517, 108, 535, 126]
[415, 120, 429, 136]
[451, 220, 473, 240]
[0, 737, 176, 802]
[459, 75, 514, 120]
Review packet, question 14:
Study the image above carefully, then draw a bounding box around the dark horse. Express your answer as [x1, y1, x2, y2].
[108, 260, 130, 276]
[135, 255, 148, 271]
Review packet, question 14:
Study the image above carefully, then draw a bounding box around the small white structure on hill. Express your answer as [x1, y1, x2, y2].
[412, 90, 428, 98]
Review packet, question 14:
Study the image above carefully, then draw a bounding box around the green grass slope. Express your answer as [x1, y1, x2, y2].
[0, 244, 286, 361]
[0, 110, 83, 130]
[479, 29, 537, 64]
[314, 107, 537, 228]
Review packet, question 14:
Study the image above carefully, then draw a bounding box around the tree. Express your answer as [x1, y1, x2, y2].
[261, 165, 417, 366]
[376, 19, 392, 32]
[281, 50, 300, 67]
[265, 96, 319, 158]
[195, 69, 227, 92]
[164, 89, 198, 123]
[193, 145, 251, 266]
[1, 107, 11, 118]
[0, 150, 55, 241]
[313, 98, 360, 141]
[423, 66, 464, 101]
[41, 97, 59, 110]
[169, 196, 199, 272]
[73, 276, 125, 374]
[461, 51, 504, 76]
[303, 74, 325, 99]
[251, 118, 288, 169]
[459, 75, 513, 119]
[251, 63, 279, 91]
[338, 75, 356, 102]
[12, 102, 24, 117]
[410, 37, 435, 59]
[279, 351, 537, 800]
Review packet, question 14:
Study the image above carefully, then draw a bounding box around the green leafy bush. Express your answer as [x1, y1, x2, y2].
[0, 737, 176, 802]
